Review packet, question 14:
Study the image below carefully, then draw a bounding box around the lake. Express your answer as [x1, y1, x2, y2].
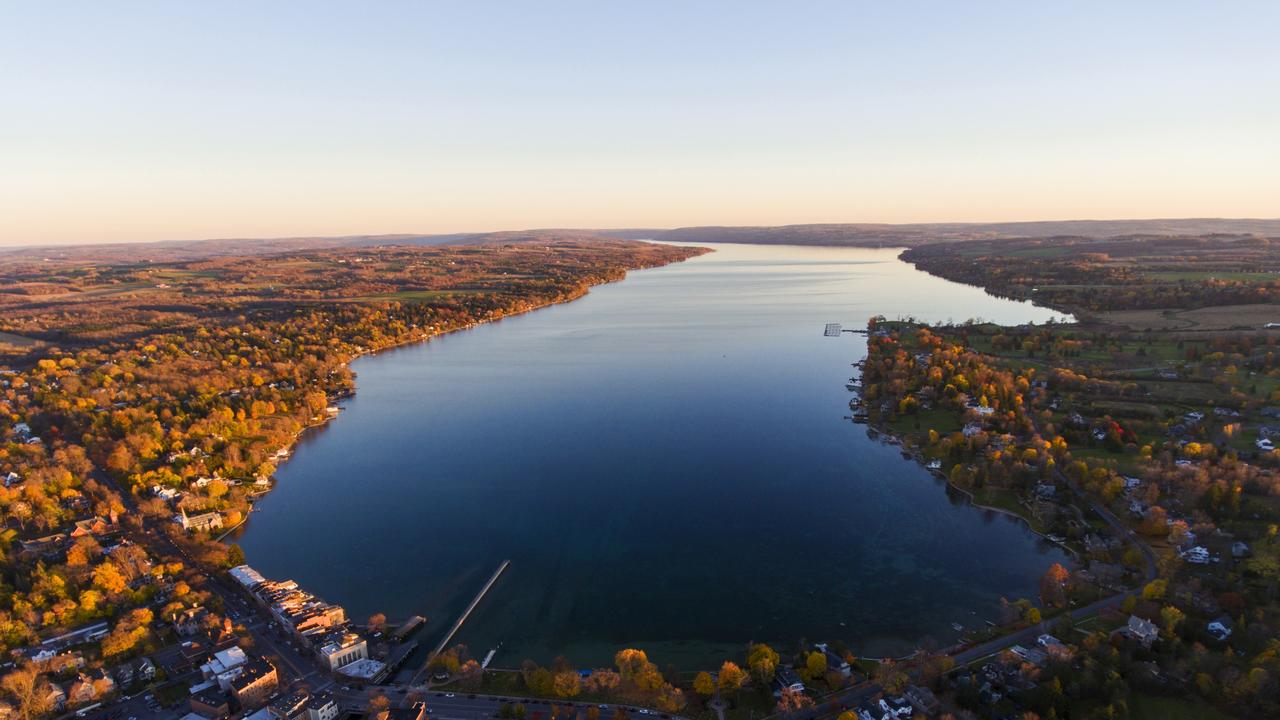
[234, 242, 1070, 669]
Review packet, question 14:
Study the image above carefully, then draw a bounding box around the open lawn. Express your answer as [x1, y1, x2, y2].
[1146, 270, 1280, 282]
[1099, 304, 1280, 331]
[1129, 692, 1234, 720]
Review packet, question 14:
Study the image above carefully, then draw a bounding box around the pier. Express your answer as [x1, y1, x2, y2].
[412, 559, 511, 684]
[823, 322, 867, 336]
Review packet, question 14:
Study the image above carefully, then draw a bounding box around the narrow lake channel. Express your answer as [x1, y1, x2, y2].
[235, 242, 1071, 668]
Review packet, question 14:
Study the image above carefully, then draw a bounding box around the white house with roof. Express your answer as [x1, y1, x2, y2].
[1207, 616, 1234, 642]
[1182, 546, 1211, 564]
[1121, 615, 1159, 647]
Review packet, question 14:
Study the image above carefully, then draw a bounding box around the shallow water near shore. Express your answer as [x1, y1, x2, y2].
[235, 242, 1070, 668]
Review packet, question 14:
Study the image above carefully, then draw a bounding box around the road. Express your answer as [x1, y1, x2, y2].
[332, 686, 682, 720]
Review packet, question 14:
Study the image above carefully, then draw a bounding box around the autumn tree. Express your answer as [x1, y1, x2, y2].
[692, 672, 714, 698]
[747, 643, 780, 684]
[459, 660, 484, 691]
[1039, 563, 1070, 608]
[552, 669, 581, 698]
[2, 665, 52, 720]
[774, 688, 813, 715]
[717, 661, 747, 694]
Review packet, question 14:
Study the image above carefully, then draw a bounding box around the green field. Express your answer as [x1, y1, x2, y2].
[352, 289, 479, 303]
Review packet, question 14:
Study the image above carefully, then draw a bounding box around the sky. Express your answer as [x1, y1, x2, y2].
[1, 1, 1278, 245]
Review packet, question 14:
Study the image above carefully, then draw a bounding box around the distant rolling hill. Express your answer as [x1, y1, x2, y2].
[654, 218, 1280, 247]
[4, 219, 1278, 262]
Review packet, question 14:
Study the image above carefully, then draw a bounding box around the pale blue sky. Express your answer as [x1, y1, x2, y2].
[2, 1, 1277, 244]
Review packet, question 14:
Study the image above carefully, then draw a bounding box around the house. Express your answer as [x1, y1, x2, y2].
[175, 606, 211, 637]
[3, 471, 20, 487]
[877, 696, 914, 718]
[1034, 483, 1057, 501]
[1091, 428, 1107, 442]
[178, 509, 224, 533]
[1257, 438, 1276, 452]
[1207, 616, 1234, 642]
[71, 516, 117, 538]
[67, 675, 99, 706]
[13, 422, 31, 437]
[1232, 541, 1252, 558]
[771, 667, 805, 696]
[1182, 546, 1211, 565]
[1036, 634, 1063, 648]
[1122, 475, 1142, 491]
[1120, 615, 1160, 647]
[1009, 645, 1048, 667]
[43, 683, 67, 712]
[813, 643, 851, 677]
[68, 669, 115, 705]
[903, 685, 939, 716]
[962, 423, 984, 438]
[20, 533, 69, 558]
[152, 485, 182, 501]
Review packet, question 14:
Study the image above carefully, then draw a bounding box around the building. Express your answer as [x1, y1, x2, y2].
[771, 667, 805, 697]
[1121, 615, 1160, 647]
[304, 693, 340, 720]
[813, 643, 851, 677]
[175, 607, 211, 637]
[1182, 546, 1211, 564]
[1207, 616, 1234, 642]
[903, 685, 939, 716]
[190, 688, 232, 719]
[386, 706, 427, 720]
[335, 658, 388, 684]
[179, 509, 224, 533]
[40, 621, 109, 650]
[229, 565, 267, 591]
[230, 658, 278, 710]
[317, 632, 368, 671]
[268, 691, 310, 720]
[201, 646, 248, 689]
[43, 683, 67, 712]
[71, 516, 117, 538]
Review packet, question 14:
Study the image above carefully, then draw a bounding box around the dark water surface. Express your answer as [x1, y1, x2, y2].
[236, 243, 1069, 668]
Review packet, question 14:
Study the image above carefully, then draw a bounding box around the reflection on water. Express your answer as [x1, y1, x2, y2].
[236, 243, 1069, 667]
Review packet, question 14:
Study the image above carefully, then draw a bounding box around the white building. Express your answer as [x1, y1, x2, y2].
[317, 633, 367, 672]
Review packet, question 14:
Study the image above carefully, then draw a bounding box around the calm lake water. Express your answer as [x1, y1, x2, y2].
[236, 243, 1070, 669]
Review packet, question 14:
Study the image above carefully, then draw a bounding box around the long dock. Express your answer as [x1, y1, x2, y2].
[413, 559, 511, 684]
